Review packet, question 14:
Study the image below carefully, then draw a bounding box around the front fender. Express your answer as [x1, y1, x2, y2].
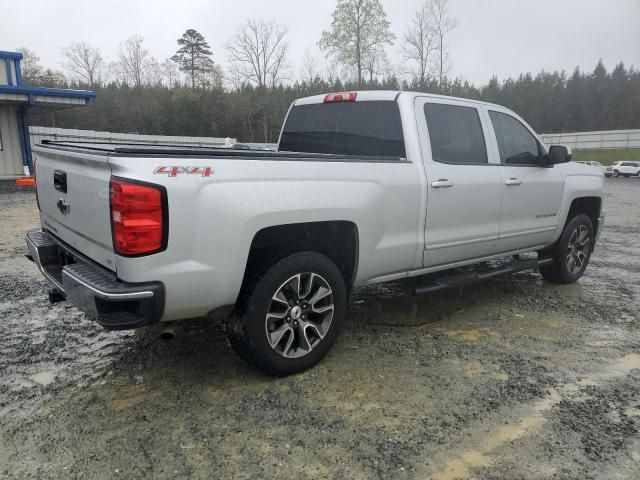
[551, 173, 604, 244]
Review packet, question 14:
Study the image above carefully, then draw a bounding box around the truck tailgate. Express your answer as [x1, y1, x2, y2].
[34, 147, 116, 271]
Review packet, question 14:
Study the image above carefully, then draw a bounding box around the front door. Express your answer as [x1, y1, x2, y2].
[486, 109, 564, 252]
[417, 98, 502, 267]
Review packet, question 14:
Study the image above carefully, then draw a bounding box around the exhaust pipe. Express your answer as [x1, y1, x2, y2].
[159, 326, 175, 340]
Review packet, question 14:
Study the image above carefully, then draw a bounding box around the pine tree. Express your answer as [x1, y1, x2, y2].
[171, 29, 214, 90]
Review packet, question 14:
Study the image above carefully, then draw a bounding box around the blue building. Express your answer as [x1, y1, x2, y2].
[0, 50, 95, 177]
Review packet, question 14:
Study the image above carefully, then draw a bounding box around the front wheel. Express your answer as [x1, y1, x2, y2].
[227, 252, 347, 376]
[539, 214, 594, 284]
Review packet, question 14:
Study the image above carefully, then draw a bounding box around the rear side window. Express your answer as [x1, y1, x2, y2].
[279, 101, 406, 157]
[489, 111, 542, 165]
[424, 103, 488, 164]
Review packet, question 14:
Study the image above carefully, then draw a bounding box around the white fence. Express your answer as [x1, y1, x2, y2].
[28, 126, 638, 154]
[540, 129, 640, 150]
[28, 126, 236, 150]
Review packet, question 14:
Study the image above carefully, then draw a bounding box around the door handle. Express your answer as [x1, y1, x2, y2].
[431, 179, 454, 188]
[505, 178, 522, 186]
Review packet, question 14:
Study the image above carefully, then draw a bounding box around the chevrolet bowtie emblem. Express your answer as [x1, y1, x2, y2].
[57, 198, 70, 215]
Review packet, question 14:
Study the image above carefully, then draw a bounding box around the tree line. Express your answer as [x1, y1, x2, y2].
[17, 0, 640, 142]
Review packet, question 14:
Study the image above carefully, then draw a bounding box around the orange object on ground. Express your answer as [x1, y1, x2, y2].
[15, 177, 36, 187]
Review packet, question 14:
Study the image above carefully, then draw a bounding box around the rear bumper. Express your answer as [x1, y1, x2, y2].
[26, 229, 164, 330]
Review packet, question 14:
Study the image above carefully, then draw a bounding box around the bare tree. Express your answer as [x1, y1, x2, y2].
[362, 45, 389, 83]
[117, 35, 151, 87]
[430, 0, 458, 84]
[190, 60, 223, 90]
[225, 19, 289, 88]
[106, 60, 126, 85]
[144, 58, 163, 86]
[16, 47, 67, 87]
[16, 47, 43, 85]
[160, 59, 181, 89]
[402, 3, 437, 84]
[300, 48, 321, 84]
[62, 41, 104, 86]
[225, 19, 289, 142]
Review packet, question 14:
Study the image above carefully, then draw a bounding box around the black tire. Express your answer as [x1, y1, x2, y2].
[613, 170, 620, 177]
[539, 214, 594, 284]
[227, 252, 347, 376]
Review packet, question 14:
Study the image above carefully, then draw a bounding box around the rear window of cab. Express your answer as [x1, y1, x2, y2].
[279, 101, 406, 158]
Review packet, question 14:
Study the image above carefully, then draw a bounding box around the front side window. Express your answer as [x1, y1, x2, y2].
[489, 111, 542, 165]
[424, 103, 488, 164]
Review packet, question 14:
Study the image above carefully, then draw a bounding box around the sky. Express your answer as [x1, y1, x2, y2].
[1, 0, 639, 86]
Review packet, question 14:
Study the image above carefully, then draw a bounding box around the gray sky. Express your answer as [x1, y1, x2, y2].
[1, 0, 639, 85]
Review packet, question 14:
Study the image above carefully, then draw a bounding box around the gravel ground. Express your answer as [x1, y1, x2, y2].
[0, 178, 638, 480]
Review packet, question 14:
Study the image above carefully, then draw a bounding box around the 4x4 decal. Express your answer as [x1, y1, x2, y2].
[153, 166, 214, 177]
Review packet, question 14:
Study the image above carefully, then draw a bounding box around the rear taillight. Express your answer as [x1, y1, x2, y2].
[323, 91, 357, 103]
[34, 157, 40, 211]
[109, 178, 167, 256]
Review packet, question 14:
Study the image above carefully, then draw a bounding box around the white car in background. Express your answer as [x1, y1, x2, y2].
[610, 161, 640, 177]
[575, 161, 609, 176]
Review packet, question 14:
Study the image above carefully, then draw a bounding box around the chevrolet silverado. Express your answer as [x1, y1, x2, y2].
[26, 90, 605, 375]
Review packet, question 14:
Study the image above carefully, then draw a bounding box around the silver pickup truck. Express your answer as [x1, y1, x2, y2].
[27, 90, 604, 375]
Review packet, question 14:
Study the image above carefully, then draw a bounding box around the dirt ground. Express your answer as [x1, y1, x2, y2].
[0, 178, 638, 480]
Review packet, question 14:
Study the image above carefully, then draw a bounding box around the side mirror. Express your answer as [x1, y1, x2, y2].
[547, 145, 571, 165]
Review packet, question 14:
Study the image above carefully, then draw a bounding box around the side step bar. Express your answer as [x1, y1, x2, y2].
[413, 257, 553, 295]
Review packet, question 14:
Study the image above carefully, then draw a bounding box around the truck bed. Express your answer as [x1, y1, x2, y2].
[38, 140, 407, 163]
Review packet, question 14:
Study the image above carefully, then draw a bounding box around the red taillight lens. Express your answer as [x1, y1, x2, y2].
[109, 178, 167, 256]
[323, 91, 357, 103]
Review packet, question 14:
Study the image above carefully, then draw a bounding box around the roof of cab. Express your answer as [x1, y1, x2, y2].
[292, 90, 505, 110]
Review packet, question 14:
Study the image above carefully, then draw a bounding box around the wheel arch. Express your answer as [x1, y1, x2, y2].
[564, 196, 602, 228]
[239, 221, 359, 302]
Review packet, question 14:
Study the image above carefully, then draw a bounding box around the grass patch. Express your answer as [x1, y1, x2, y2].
[572, 148, 640, 165]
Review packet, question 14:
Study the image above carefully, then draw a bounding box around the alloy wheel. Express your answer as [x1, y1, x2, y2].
[265, 273, 334, 358]
[566, 225, 590, 274]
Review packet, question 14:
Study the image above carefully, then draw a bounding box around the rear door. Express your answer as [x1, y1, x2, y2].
[34, 146, 116, 270]
[484, 109, 563, 252]
[416, 97, 502, 267]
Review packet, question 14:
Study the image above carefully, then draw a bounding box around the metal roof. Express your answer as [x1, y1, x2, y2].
[0, 84, 95, 99]
[0, 51, 24, 60]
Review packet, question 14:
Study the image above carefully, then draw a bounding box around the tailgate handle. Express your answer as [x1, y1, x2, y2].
[54, 170, 67, 193]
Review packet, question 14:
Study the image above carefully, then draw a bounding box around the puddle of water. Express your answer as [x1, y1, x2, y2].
[437, 327, 502, 343]
[432, 450, 489, 480]
[110, 390, 149, 411]
[464, 361, 485, 377]
[28, 371, 57, 386]
[609, 353, 640, 374]
[425, 354, 640, 479]
[431, 388, 561, 480]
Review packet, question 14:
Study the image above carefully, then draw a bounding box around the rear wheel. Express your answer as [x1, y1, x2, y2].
[227, 252, 346, 376]
[539, 214, 594, 284]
